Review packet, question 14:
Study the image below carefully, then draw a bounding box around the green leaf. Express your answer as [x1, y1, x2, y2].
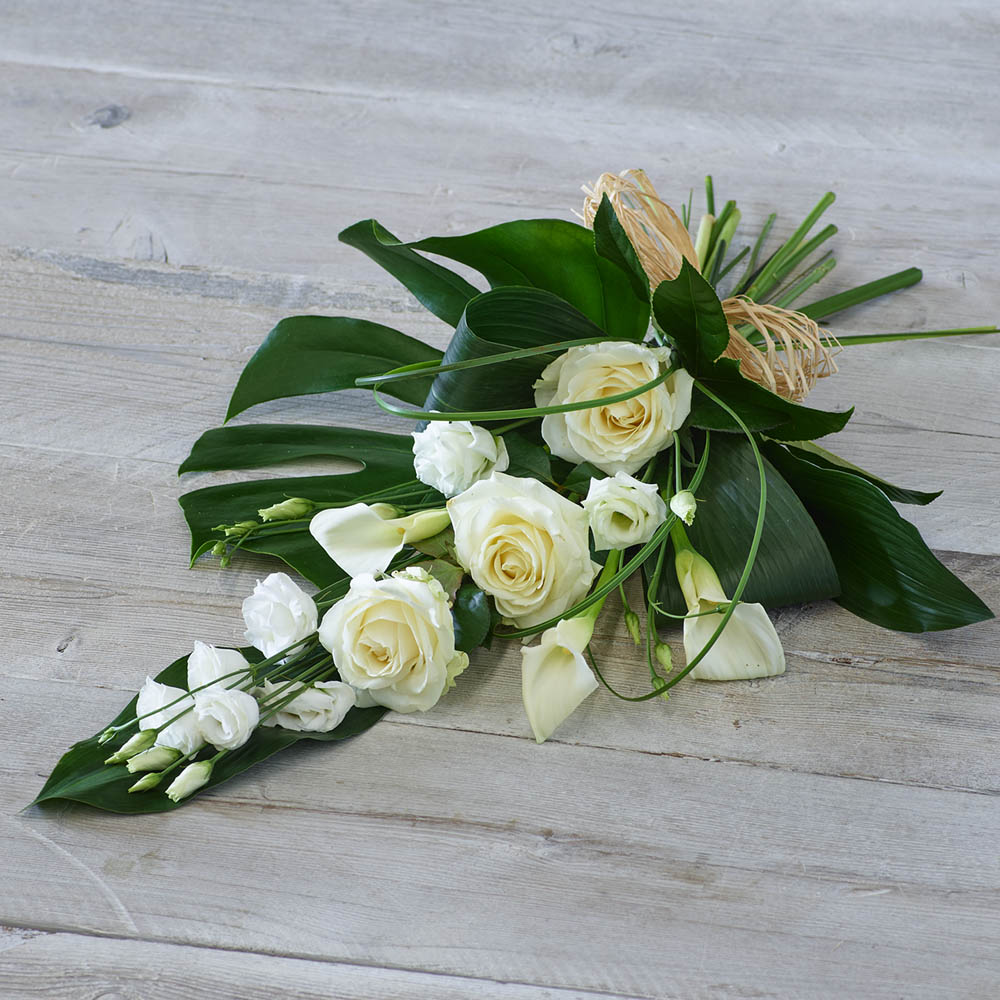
[344, 217, 649, 342]
[339, 219, 481, 327]
[180, 424, 419, 475]
[652, 259, 731, 373]
[781, 441, 942, 505]
[179, 428, 431, 586]
[502, 429, 553, 483]
[453, 582, 492, 652]
[691, 357, 853, 440]
[423, 286, 609, 415]
[592, 193, 649, 301]
[225, 316, 442, 421]
[655, 433, 840, 615]
[764, 443, 993, 632]
[33, 652, 387, 814]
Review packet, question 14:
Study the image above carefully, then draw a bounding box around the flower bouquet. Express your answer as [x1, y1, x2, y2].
[35, 170, 995, 813]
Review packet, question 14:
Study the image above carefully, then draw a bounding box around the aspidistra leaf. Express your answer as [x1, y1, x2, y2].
[765, 443, 992, 632]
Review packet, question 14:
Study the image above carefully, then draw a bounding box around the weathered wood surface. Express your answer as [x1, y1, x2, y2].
[2, 2, 999, 998]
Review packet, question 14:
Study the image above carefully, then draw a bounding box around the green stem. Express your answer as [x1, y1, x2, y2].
[734, 213, 777, 294]
[798, 267, 922, 321]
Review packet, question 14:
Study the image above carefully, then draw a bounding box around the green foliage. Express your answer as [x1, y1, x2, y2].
[655, 433, 840, 615]
[765, 444, 993, 632]
[225, 316, 442, 420]
[453, 582, 493, 652]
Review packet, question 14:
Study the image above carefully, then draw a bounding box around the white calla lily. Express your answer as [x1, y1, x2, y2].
[521, 614, 599, 744]
[675, 547, 785, 681]
[309, 503, 450, 578]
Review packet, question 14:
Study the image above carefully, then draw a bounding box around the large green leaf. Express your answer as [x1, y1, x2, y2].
[423, 286, 609, 415]
[655, 433, 840, 615]
[339, 219, 482, 327]
[225, 316, 442, 421]
[690, 358, 852, 440]
[652, 260, 730, 373]
[179, 428, 433, 586]
[342, 217, 650, 342]
[33, 652, 387, 814]
[592, 193, 649, 301]
[780, 440, 942, 505]
[180, 424, 418, 475]
[765, 443, 993, 631]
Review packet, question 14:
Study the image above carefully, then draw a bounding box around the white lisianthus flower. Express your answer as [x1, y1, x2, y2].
[242, 573, 318, 660]
[676, 548, 785, 681]
[582, 472, 668, 550]
[521, 614, 599, 744]
[309, 503, 450, 578]
[669, 490, 698, 526]
[447, 472, 599, 628]
[135, 677, 206, 756]
[256, 679, 356, 732]
[534, 341, 694, 475]
[318, 567, 468, 714]
[193, 688, 260, 750]
[187, 641, 252, 693]
[412, 419, 510, 497]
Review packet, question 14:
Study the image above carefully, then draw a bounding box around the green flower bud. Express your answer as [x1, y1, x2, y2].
[165, 760, 214, 802]
[97, 727, 117, 745]
[258, 497, 315, 522]
[104, 729, 157, 764]
[125, 746, 182, 773]
[128, 772, 164, 793]
[211, 540, 227, 557]
[655, 642, 673, 672]
[223, 521, 258, 538]
[624, 610, 642, 646]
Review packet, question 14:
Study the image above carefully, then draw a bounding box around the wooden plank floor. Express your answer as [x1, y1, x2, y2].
[2, 3, 998, 997]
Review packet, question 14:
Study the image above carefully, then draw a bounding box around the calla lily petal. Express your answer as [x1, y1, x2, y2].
[683, 601, 785, 681]
[521, 616, 599, 743]
[309, 504, 408, 578]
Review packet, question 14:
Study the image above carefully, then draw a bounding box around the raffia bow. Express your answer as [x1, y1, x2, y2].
[581, 169, 839, 402]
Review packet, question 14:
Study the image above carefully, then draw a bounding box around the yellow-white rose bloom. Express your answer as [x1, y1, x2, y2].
[521, 614, 599, 744]
[676, 548, 785, 681]
[534, 341, 694, 476]
[448, 472, 599, 628]
[318, 567, 468, 714]
[309, 503, 450, 579]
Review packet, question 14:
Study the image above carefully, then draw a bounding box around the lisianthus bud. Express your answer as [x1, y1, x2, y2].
[126, 746, 182, 773]
[165, 760, 214, 802]
[222, 521, 258, 538]
[97, 727, 117, 745]
[128, 772, 164, 793]
[624, 610, 642, 645]
[655, 642, 673, 672]
[211, 541, 227, 556]
[258, 497, 315, 522]
[104, 729, 156, 764]
[669, 490, 698, 526]
[412, 419, 509, 497]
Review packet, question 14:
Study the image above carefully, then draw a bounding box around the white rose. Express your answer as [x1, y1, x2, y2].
[534, 341, 694, 475]
[447, 472, 599, 628]
[318, 567, 468, 714]
[135, 677, 206, 756]
[521, 614, 599, 743]
[412, 419, 510, 497]
[187, 641, 252, 692]
[193, 688, 260, 750]
[676, 548, 786, 681]
[256, 679, 356, 732]
[581, 472, 668, 550]
[242, 572, 318, 660]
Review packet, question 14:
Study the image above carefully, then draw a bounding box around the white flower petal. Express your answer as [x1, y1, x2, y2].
[684, 602, 786, 681]
[309, 504, 407, 578]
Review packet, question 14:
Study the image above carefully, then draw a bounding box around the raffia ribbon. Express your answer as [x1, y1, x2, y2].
[581, 169, 839, 402]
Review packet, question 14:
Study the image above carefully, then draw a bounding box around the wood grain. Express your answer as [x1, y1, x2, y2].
[2, 1, 999, 996]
